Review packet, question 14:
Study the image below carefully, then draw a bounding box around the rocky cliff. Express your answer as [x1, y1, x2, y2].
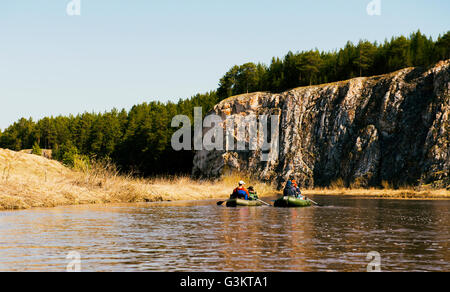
[193, 60, 450, 189]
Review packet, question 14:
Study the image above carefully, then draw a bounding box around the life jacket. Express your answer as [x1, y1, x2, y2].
[291, 180, 302, 197]
[249, 191, 258, 200]
[233, 187, 249, 200]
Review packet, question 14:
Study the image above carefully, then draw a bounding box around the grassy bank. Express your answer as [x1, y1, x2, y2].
[0, 149, 273, 210]
[303, 188, 449, 200]
[302, 178, 449, 199]
[1, 149, 448, 210]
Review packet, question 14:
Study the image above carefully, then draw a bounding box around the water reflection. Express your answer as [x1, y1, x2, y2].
[0, 197, 448, 271]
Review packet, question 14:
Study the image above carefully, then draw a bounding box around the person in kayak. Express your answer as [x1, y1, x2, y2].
[291, 179, 308, 200]
[283, 180, 297, 197]
[248, 186, 258, 201]
[231, 181, 250, 200]
[291, 179, 303, 198]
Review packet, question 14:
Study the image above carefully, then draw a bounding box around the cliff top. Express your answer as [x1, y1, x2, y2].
[219, 59, 450, 106]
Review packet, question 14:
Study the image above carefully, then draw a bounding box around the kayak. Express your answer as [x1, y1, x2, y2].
[226, 199, 263, 207]
[274, 196, 312, 208]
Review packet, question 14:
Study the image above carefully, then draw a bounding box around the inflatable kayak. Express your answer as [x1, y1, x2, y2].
[226, 199, 263, 207]
[274, 196, 312, 208]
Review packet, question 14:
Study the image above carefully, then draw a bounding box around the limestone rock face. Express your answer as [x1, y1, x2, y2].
[193, 61, 450, 189]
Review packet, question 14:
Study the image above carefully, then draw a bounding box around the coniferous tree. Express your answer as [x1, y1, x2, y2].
[354, 41, 377, 76]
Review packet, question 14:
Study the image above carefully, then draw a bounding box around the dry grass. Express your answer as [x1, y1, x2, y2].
[303, 187, 450, 200]
[148, 173, 274, 202]
[0, 148, 275, 211]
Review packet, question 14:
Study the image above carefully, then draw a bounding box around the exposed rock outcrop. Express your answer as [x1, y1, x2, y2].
[193, 61, 450, 189]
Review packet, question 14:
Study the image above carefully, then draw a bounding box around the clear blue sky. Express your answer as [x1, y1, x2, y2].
[0, 0, 449, 129]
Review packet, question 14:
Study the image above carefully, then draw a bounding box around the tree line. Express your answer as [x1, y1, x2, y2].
[0, 31, 448, 175]
[0, 92, 219, 175]
[217, 30, 450, 99]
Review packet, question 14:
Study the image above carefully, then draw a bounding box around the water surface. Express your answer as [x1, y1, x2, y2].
[0, 196, 448, 271]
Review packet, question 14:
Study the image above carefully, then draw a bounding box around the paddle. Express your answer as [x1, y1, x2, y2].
[217, 200, 227, 206]
[255, 198, 272, 206]
[306, 197, 322, 207]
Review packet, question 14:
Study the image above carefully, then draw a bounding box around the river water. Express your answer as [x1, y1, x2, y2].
[0, 196, 448, 272]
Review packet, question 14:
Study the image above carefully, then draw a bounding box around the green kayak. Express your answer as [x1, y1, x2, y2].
[226, 199, 263, 207]
[274, 196, 312, 208]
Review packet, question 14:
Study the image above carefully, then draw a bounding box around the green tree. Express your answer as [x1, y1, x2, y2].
[297, 50, 322, 85]
[354, 41, 377, 76]
[409, 30, 434, 67]
[266, 57, 284, 92]
[235, 63, 260, 94]
[435, 32, 450, 60]
[32, 141, 42, 156]
[387, 36, 411, 71]
[217, 65, 239, 99]
[60, 142, 79, 167]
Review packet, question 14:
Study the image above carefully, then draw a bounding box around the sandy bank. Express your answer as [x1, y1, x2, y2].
[0, 148, 273, 210]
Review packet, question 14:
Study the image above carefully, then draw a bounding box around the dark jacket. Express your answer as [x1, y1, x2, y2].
[283, 181, 297, 197]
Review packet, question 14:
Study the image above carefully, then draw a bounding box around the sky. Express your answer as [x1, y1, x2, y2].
[0, 0, 449, 129]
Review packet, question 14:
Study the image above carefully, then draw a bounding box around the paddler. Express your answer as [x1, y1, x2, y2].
[248, 186, 259, 201]
[283, 180, 297, 197]
[232, 181, 250, 200]
[291, 179, 303, 198]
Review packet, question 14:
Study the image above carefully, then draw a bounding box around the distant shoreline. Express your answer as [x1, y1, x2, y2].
[303, 189, 450, 200]
[2, 190, 448, 213]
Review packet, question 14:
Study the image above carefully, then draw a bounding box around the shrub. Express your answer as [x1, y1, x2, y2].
[32, 142, 42, 156]
[60, 143, 80, 167]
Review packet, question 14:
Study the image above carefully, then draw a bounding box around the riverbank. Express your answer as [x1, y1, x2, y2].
[303, 188, 450, 200]
[1, 149, 448, 210]
[0, 148, 273, 210]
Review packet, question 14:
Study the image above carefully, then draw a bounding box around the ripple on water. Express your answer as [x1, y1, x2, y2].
[0, 198, 449, 271]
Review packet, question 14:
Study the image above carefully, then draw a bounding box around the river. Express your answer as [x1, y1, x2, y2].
[0, 196, 448, 272]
